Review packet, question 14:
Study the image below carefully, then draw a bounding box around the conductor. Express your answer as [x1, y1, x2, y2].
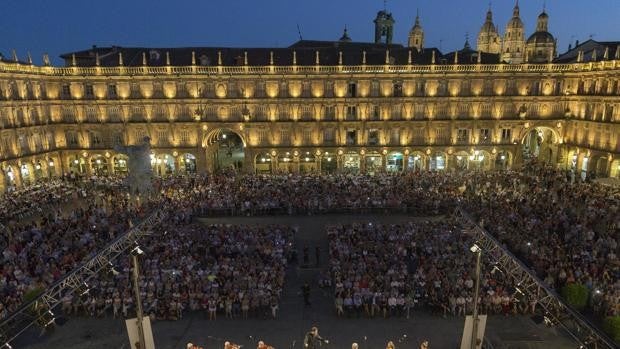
[304, 326, 328, 349]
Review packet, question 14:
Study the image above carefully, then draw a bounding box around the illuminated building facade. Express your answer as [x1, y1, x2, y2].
[0, 6, 619, 191]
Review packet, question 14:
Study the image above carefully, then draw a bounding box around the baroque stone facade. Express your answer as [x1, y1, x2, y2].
[0, 25, 619, 192]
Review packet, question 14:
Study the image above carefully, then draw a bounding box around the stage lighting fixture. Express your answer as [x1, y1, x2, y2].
[131, 245, 144, 256]
[470, 243, 481, 253]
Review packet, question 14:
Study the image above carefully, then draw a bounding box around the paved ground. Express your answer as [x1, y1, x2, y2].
[14, 214, 576, 349]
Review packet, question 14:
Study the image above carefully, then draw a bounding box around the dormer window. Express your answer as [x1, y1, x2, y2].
[199, 55, 210, 66]
[149, 50, 161, 61]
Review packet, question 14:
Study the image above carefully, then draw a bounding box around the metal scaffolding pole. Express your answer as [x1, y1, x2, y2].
[0, 210, 163, 348]
[471, 247, 481, 349]
[455, 208, 617, 349]
[131, 253, 146, 349]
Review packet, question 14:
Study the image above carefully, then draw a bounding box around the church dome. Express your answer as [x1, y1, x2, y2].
[527, 31, 554, 44]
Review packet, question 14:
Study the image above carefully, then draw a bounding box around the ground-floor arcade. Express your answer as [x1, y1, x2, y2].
[3, 142, 618, 192]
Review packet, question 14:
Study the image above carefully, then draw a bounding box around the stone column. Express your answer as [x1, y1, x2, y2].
[270, 155, 278, 174]
[381, 153, 387, 172]
[199, 148, 211, 174]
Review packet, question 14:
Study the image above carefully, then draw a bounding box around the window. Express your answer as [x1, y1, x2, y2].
[393, 82, 403, 97]
[113, 132, 123, 145]
[108, 106, 122, 122]
[302, 128, 312, 145]
[346, 106, 357, 120]
[62, 107, 76, 123]
[368, 129, 379, 145]
[325, 106, 336, 121]
[257, 129, 267, 145]
[372, 106, 381, 120]
[280, 129, 290, 145]
[347, 82, 357, 97]
[108, 84, 117, 98]
[61, 84, 71, 98]
[501, 128, 512, 142]
[85, 84, 94, 99]
[457, 129, 470, 143]
[301, 105, 313, 121]
[412, 128, 425, 144]
[346, 129, 357, 145]
[158, 130, 169, 145]
[390, 128, 400, 145]
[18, 135, 28, 151]
[479, 128, 490, 143]
[435, 128, 449, 144]
[134, 130, 147, 142]
[86, 107, 98, 123]
[65, 131, 78, 146]
[90, 132, 102, 146]
[323, 129, 335, 144]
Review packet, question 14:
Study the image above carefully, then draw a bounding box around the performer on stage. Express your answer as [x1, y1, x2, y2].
[419, 340, 429, 349]
[304, 326, 328, 349]
[225, 341, 241, 349]
[257, 340, 274, 349]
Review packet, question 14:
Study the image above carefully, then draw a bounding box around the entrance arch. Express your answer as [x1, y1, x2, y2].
[151, 153, 175, 176]
[407, 152, 426, 171]
[4, 166, 16, 189]
[364, 151, 382, 175]
[180, 153, 197, 173]
[321, 151, 337, 174]
[495, 151, 513, 170]
[255, 152, 272, 174]
[277, 152, 294, 173]
[429, 151, 447, 171]
[91, 156, 109, 176]
[386, 152, 404, 172]
[454, 151, 470, 171]
[205, 129, 246, 172]
[343, 152, 361, 174]
[113, 154, 129, 175]
[610, 159, 620, 178]
[300, 152, 317, 173]
[521, 126, 559, 164]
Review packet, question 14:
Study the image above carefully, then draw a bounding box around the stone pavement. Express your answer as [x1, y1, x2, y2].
[15, 214, 576, 349]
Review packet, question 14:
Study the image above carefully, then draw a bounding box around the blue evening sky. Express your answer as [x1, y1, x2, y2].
[1, 0, 619, 65]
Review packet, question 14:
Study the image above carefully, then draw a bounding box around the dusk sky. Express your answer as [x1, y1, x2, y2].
[1, 0, 619, 65]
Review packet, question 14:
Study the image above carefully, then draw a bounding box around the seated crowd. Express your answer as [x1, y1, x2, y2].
[0, 178, 162, 319]
[0, 160, 617, 324]
[166, 170, 462, 216]
[328, 220, 531, 318]
[0, 179, 82, 222]
[462, 162, 620, 318]
[59, 223, 294, 321]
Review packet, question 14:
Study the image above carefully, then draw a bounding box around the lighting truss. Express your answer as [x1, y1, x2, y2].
[455, 208, 616, 349]
[0, 210, 163, 348]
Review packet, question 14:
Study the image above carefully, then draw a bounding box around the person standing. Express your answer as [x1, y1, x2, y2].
[304, 326, 328, 349]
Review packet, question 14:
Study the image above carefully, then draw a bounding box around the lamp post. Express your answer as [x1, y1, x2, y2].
[131, 247, 146, 349]
[470, 243, 482, 349]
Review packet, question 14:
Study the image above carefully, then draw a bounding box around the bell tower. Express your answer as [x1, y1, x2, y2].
[408, 10, 424, 51]
[374, 9, 395, 44]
